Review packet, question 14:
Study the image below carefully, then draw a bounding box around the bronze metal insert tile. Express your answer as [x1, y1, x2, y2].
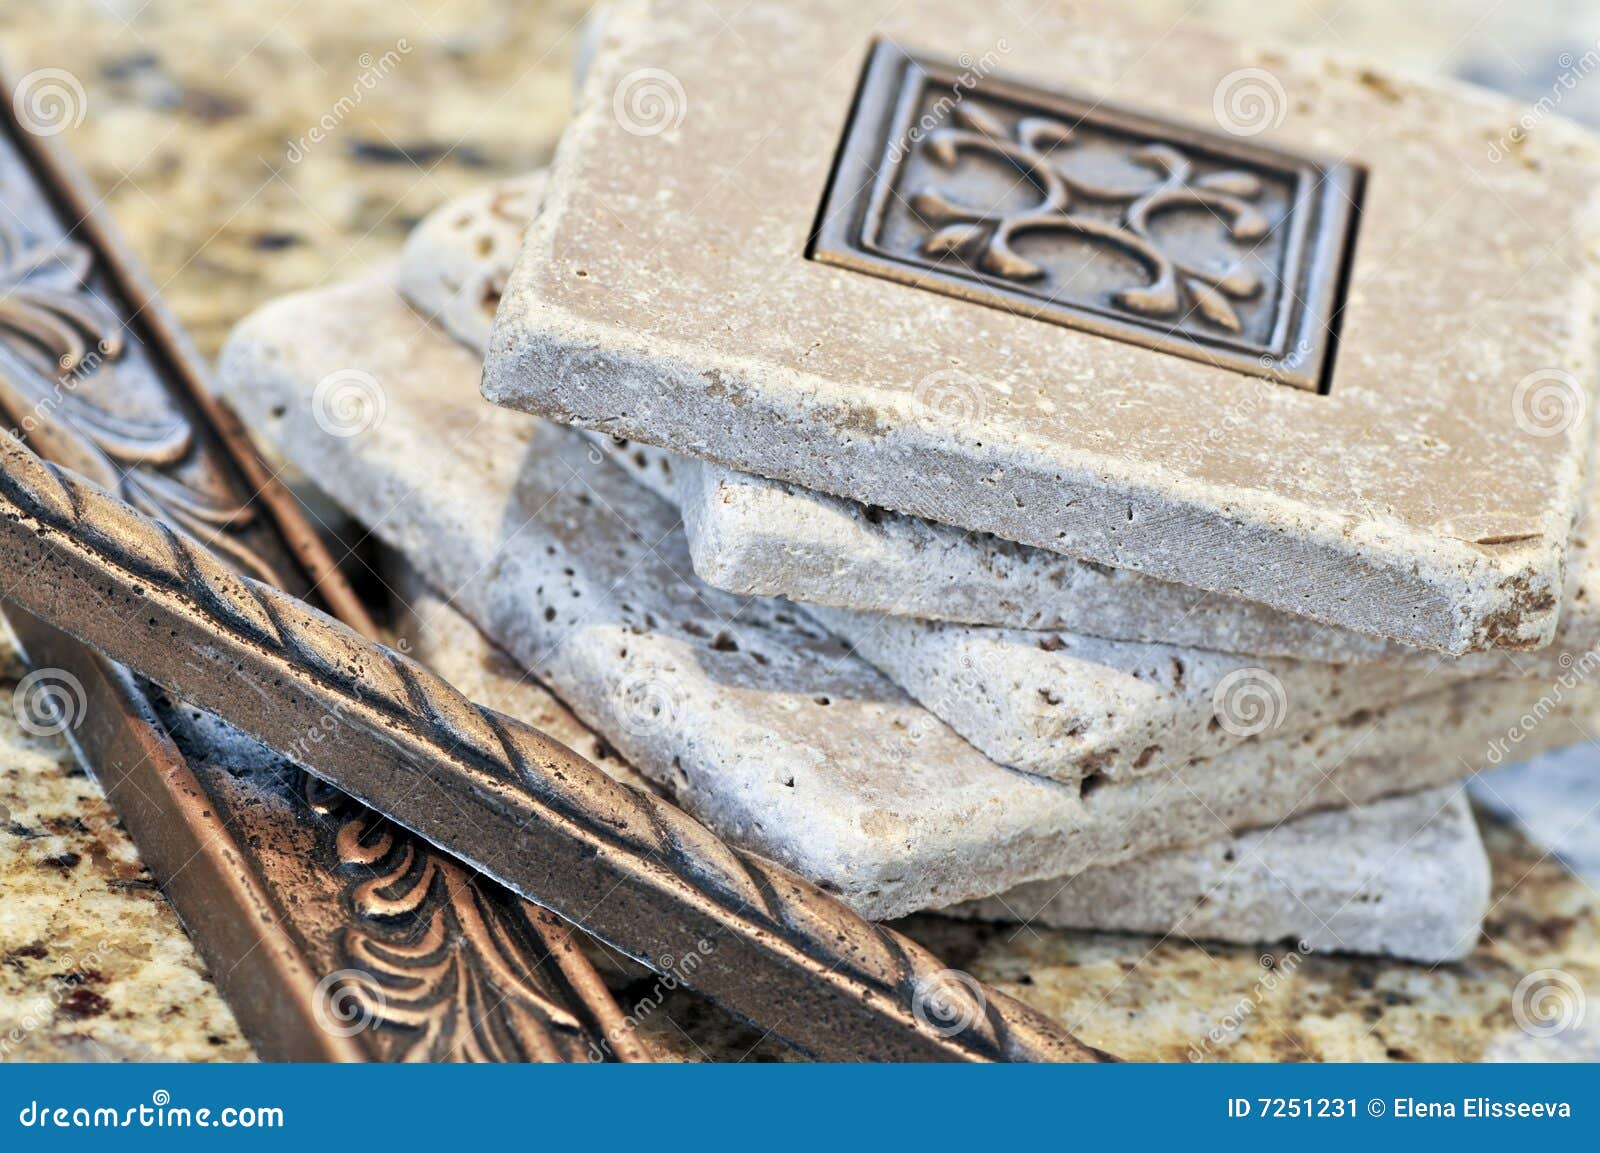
[813, 43, 1363, 391]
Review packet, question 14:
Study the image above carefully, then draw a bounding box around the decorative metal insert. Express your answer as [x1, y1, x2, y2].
[811, 43, 1364, 392]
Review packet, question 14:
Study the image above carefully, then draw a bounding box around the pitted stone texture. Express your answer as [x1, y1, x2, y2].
[398, 171, 547, 355]
[388, 578, 1485, 958]
[813, 606, 1465, 785]
[680, 463, 1600, 674]
[484, 0, 1600, 655]
[957, 789, 1490, 964]
[677, 462, 1395, 662]
[400, 174, 1600, 671]
[220, 277, 1590, 919]
[398, 169, 680, 505]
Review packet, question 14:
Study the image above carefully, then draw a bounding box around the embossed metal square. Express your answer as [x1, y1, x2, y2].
[812, 43, 1364, 391]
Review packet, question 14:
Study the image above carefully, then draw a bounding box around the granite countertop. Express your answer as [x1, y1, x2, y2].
[0, 0, 1597, 1063]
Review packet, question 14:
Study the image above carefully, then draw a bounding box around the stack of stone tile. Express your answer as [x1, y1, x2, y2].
[219, 0, 1600, 965]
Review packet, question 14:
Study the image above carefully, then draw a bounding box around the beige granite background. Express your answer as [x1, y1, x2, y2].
[0, 0, 1597, 1062]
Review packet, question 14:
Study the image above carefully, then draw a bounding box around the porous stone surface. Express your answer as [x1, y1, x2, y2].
[960, 789, 1489, 964]
[812, 606, 1467, 785]
[679, 462, 1600, 673]
[392, 581, 1486, 958]
[484, 0, 1600, 655]
[399, 168, 683, 505]
[402, 173, 1600, 672]
[219, 276, 1591, 919]
[676, 462, 1400, 661]
[398, 171, 548, 352]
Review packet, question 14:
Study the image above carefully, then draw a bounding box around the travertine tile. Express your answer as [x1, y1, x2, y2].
[677, 461, 1600, 673]
[220, 276, 1590, 918]
[403, 172, 1600, 672]
[484, 0, 1600, 655]
[400, 169, 683, 505]
[958, 789, 1489, 964]
[394, 581, 1487, 960]
[812, 606, 1463, 785]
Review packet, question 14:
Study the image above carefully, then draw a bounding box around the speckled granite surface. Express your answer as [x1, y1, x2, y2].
[0, 0, 1597, 1062]
[0, 629, 251, 1061]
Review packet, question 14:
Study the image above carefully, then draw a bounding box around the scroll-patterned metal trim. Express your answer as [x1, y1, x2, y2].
[811, 42, 1363, 391]
[0, 430, 1104, 1063]
[0, 92, 644, 1062]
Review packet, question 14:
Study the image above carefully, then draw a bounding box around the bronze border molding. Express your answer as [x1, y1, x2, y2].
[0, 75, 645, 1063]
[0, 426, 1104, 1062]
[811, 42, 1363, 392]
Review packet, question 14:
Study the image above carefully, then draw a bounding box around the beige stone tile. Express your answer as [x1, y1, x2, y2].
[485, 0, 1600, 655]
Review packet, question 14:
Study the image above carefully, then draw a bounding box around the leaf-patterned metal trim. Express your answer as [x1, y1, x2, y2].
[0, 116, 644, 1062]
[0, 430, 1107, 1063]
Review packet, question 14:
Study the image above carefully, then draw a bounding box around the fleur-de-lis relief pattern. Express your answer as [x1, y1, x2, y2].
[0, 218, 280, 584]
[911, 102, 1272, 333]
